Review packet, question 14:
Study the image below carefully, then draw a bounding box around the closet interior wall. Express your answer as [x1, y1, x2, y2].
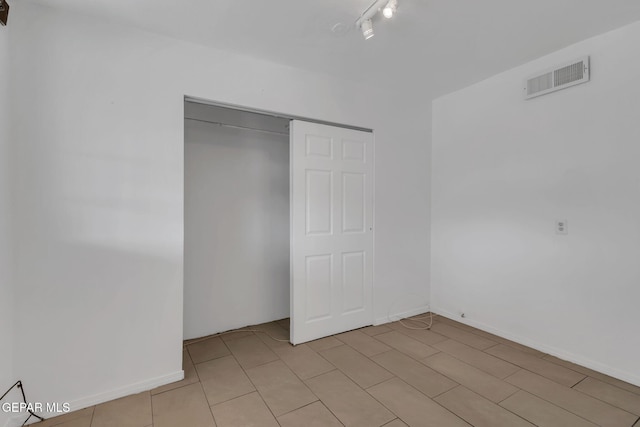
[184, 102, 290, 339]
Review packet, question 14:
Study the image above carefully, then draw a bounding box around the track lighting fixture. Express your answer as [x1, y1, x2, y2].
[383, 0, 397, 19]
[361, 19, 374, 40]
[355, 0, 398, 40]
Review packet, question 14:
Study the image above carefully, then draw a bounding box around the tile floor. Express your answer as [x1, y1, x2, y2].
[33, 314, 640, 427]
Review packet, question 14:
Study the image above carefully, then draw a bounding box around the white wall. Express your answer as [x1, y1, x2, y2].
[0, 23, 15, 427]
[432, 21, 640, 386]
[9, 1, 431, 413]
[184, 109, 289, 339]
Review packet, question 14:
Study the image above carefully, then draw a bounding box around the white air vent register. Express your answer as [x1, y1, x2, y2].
[524, 56, 590, 99]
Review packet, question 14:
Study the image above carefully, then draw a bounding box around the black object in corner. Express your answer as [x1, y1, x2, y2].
[0, 380, 46, 426]
[0, 0, 9, 26]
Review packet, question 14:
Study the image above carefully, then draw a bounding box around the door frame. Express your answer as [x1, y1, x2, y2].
[182, 95, 376, 341]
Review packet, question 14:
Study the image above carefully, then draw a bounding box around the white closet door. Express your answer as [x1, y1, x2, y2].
[290, 120, 374, 345]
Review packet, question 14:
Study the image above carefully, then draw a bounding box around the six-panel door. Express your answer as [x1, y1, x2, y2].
[290, 120, 374, 345]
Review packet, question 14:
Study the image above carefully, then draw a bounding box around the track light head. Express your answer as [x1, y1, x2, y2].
[361, 19, 374, 40]
[355, 0, 397, 41]
[382, 0, 397, 19]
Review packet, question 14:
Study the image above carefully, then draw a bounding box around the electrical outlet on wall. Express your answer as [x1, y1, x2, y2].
[556, 219, 568, 235]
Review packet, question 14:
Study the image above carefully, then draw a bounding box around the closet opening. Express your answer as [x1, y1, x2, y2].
[184, 100, 291, 341]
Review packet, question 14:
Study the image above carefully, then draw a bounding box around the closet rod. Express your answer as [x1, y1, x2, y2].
[185, 117, 289, 137]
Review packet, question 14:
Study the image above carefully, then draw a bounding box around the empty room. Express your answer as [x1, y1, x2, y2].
[1, 1, 639, 426]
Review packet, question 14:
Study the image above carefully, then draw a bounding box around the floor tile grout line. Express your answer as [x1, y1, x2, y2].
[208, 389, 256, 411]
[387, 322, 449, 345]
[522, 389, 620, 425]
[482, 342, 502, 352]
[496, 386, 521, 404]
[246, 381, 282, 424]
[375, 326, 443, 346]
[503, 374, 635, 425]
[176, 349, 203, 392]
[152, 349, 205, 397]
[497, 400, 543, 427]
[483, 343, 597, 383]
[201, 344, 258, 411]
[360, 325, 394, 337]
[366, 379, 469, 427]
[187, 335, 234, 366]
[571, 375, 589, 389]
[298, 397, 346, 427]
[89, 406, 95, 427]
[234, 355, 280, 371]
[197, 379, 218, 426]
[340, 337, 503, 401]
[437, 320, 552, 360]
[224, 333, 281, 371]
[219, 331, 258, 343]
[151, 379, 199, 397]
[431, 317, 526, 351]
[297, 367, 339, 382]
[425, 342, 520, 381]
[362, 380, 407, 425]
[570, 381, 640, 417]
[241, 356, 323, 409]
[572, 373, 640, 398]
[270, 398, 327, 422]
[271, 345, 339, 384]
[149, 385, 155, 427]
[407, 349, 523, 403]
[504, 364, 640, 412]
[499, 389, 614, 426]
[184, 346, 196, 366]
[368, 329, 445, 363]
[332, 334, 394, 360]
[301, 360, 396, 426]
[429, 382, 460, 400]
[437, 383, 537, 427]
[317, 345, 397, 390]
[507, 365, 590, 389]
[257, 332, 340, 387]
[483, 345, 550, 370]
[235, 350, 319, 424]
[192, 359, 202, 383]
[428, 322, 500, 349]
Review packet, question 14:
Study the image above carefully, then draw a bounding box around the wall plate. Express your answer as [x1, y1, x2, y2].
[556, 219, 568, 235]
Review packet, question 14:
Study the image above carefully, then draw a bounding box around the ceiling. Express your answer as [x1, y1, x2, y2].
[25, 0, 640, 98]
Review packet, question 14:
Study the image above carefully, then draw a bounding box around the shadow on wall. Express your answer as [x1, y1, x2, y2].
[15, 238, 182, 406]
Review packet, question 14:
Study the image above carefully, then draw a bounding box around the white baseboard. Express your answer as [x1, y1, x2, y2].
[375, 305, 430, 326]
[432, 307, 640, 388]
[8, 371, 184, 426]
